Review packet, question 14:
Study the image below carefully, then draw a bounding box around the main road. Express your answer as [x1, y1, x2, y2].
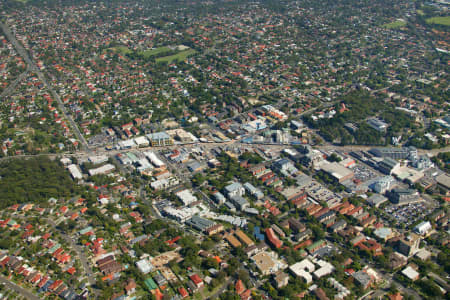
[0, 137, 449, 164]
[0, 22, 91, 153]
[0, 68, 29, 99]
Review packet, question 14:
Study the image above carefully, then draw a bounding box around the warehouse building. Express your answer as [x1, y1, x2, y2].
[320, 162, 354, 183]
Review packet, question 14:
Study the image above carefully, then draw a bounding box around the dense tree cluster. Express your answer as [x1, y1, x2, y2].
[0, 156, 78, 209]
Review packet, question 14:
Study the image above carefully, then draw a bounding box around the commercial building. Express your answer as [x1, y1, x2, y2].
[88, 164, 115, 176]
[273, 158, 298, 176]
[369, 147, 417, 160]
[147, 132, 173, 147]
[212, 191, 226, 205]
[144, 151, 165, 168]
[397, 234, 421, 257]
[388, 188, 421, 205]
[67, 164, 83, 180]
[162, 206, 199, 223]
[281, 187, 307, 203]
[186, 216, 223, 235]
[134, 136, 150, 147]
[402, 266, 420, 281]
[88, 155, 108, 165]
[224, 182, 245, 199]
[366, 194, 388, 207]
[185, 215, 214, 231]
[366, 118, 389, 133]
[150, 177, 179, 190]
[370, 176, 395, 194]
[320, 162, 354, 183]
[230, 196, 249, 211]
[175, 189, 198, 206]
[436, 173, 450, 191]
[414, 221, 432, 236]
[243, 183, 264, 200]
[118, 139, 137, 149]
[392, 166, 424, 184]
[377, 158, 401, 175]
[136, 258, 153, 274]
[187, 160, 203, 173]
[410, 155, 434, 170]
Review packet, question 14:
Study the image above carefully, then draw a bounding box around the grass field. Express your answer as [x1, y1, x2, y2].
[138, 46, 172, 58]
[110, 46, 132, 55]
[383, 20, 407, 29]
[426, 16, 450, 26]
[108, 46, 196, 63]
[156, 49, 197, 63]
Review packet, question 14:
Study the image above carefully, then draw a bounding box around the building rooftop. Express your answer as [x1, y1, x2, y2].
[401, 266, 419, 281]
[147, 132, 170, 140]
[186, 215, 215, 231]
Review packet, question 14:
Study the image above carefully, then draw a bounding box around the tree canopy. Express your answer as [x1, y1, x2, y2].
[0, 156, 79, 209]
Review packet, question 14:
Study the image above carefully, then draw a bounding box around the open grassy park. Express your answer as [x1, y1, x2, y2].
[383, 19, 406, 29]
[156, 49, 197, 63]
[138, 46, 172, 58]
[109, 45, 196, 63]
[426, 16, 450, 26]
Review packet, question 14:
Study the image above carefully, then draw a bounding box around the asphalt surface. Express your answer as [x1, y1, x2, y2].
[0, 274, 40, 300]
[0, 68, 29, 99]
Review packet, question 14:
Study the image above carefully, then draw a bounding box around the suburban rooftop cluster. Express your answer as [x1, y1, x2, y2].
[0, 0, 449, 300]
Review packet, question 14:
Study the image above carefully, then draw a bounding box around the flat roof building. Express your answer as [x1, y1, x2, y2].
[68, 164, 83, 180]
[230, 196, 249, 211]
[225, 182, 245, 199]
[320, 162, 354, 183]
[147, 132, 173, 147]
[436, 173, 450, 190]
[367, 118, 389, 133]
[136, 259, 153, 274]
[414, 221, 432, 236]
[402, 266, 419, 281]
[369, 147, 417, 160]
[175, 189, 198, 206]
[366, 194, 388, 207]
[88, 164, 115, 176]
[388, 188, 421, 205]
[377, 158, 401, 175]
[251, 251, 287, 276]
[186, 215, 215, 231]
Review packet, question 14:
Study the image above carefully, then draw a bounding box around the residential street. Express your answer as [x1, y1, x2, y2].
[0, 22, 90, 153]
[46, 218, 97, 289]
[0, 274, 41, 300]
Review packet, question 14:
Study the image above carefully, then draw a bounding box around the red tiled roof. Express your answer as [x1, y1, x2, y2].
[189, 274, 203, 285]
